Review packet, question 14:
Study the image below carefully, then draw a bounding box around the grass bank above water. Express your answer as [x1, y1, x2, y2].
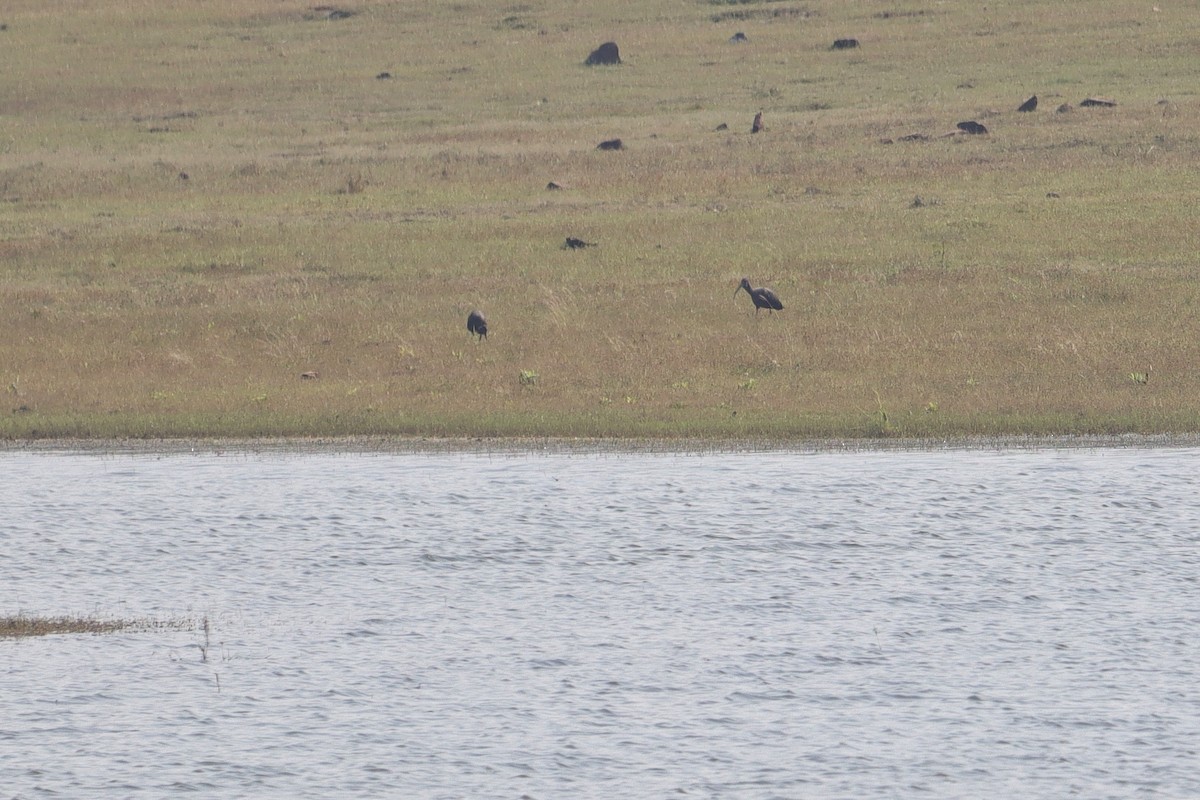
[3, 1, 1199, 441]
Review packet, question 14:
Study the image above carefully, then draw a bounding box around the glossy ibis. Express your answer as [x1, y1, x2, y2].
[466, 310, 488, 340]
[736, 278, 783, 315]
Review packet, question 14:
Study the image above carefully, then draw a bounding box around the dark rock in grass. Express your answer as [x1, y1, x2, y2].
[1080, 96, 1117, 107]
[957, 120, 988, 135]
[376, 71, 392, 80]
[585, 42, 621, 66]
[467, 310, 488, 341]
[832, 38, 859, 50]
[715, 122, 728, 131]
[546, 181, 565, 190]
[563, 237, 596, 250]
[1057, 103, 1073, 113]
[729, 32, 748, 43]
[597, 138, 623, 151]
[1017, 95, 1038, 112]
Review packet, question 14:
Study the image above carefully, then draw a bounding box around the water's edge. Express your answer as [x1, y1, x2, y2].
[5, 432, 1200, 456]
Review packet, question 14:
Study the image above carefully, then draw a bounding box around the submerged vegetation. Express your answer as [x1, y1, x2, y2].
[0, 613, 183, 639]
[2, 1, 1199, 440]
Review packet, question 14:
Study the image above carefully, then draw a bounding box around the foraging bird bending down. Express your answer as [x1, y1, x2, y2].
[736, 277, 784, 314]
[751, 111, 764, 134]
[467, 310, 488, 340]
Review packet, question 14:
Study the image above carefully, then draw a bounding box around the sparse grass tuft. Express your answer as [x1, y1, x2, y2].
[0, 612, 190, 639]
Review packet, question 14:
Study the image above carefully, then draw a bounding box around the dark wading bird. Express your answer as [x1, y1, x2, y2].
[467, 310, 488, 340]
[736, 277, 784, 315]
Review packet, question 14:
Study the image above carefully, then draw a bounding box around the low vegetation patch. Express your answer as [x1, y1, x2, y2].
[0, 613, 184, 639]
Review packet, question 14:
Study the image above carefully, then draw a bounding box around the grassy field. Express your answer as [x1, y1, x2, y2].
[3, 0, 1200, 440]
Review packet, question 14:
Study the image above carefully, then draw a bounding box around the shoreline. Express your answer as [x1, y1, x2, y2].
[3, 432, 1200, 456]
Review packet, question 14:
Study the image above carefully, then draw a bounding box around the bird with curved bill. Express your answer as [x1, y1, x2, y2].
[736, 278, 784, 315]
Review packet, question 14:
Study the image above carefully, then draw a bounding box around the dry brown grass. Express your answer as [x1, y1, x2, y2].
[3, 0, 1200, 438]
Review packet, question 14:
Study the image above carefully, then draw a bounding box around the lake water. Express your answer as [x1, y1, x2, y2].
[1, 444, 1198, 799]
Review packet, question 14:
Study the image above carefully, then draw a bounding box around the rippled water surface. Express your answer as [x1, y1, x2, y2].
[2, 446, 1199, 798]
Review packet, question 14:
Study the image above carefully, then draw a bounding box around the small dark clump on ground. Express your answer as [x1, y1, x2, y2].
[563, 237, 596, 249]
[585, 42, 621, 66]
[467, 310, 488, 341]
[832, 38, 859, 49]
[1017, 95, 1037, 112]
[957, 120, 988, 135]
[597, 138, 623, 151]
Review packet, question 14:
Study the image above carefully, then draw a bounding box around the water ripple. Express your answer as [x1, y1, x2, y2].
[1, 447, 1199, 798]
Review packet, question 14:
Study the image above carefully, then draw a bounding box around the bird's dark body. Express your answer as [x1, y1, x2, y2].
[467, 310, 488, 340]
[736, 277, 783, 314]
